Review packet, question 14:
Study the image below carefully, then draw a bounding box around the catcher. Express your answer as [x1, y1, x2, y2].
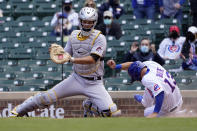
[10, 7, 121, 118]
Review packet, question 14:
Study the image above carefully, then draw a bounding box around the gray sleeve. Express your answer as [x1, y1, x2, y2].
[64, 38, 73, 56]
[90, 34, 107, 57]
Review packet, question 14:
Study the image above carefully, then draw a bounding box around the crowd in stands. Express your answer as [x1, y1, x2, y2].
[0, 0, 197, 91]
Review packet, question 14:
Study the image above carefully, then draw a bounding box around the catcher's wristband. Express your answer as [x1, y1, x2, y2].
[69, 57, 75, 63]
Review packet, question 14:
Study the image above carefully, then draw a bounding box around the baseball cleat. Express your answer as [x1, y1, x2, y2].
[9, 107, 19, 117]
[134, 94, 143, 103]
[111, 109, 121, 117]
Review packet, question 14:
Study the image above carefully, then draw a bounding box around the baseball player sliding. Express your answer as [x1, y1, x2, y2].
[107, 60, 183, 118]
[10, 7, 121, 117]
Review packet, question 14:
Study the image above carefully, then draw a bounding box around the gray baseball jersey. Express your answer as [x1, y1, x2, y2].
[12, 30, 118, 117]
[51, 29, 114, 110]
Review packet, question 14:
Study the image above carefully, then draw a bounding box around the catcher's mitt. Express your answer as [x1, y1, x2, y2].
[50, 43, 71, 64]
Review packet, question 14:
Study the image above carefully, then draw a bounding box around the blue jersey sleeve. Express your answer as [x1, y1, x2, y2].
[153, 91, 164, 113]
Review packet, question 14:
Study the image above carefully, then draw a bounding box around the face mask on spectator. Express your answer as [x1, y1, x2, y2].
[104, 19, 112, 25]
[169, 31, 179, 39]
[140, 45, 149, 53]
[64, 6, 71, 12]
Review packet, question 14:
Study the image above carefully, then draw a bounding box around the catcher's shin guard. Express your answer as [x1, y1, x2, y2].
[12, 90, 58, 117]
[101, 103, 121, 117]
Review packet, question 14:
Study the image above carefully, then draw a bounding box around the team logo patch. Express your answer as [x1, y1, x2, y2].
[154, 84, 160, 91]
[96, 47, 102, 52]
[168, 45, 180, 53]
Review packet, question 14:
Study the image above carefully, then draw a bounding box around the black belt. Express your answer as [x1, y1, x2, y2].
[80, 76, 102, 81]
[170, 106, 177, 112]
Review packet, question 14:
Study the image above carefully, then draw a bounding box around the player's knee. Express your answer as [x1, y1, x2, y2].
[101, 103, 121, 117]
[34, 90, 57, 108]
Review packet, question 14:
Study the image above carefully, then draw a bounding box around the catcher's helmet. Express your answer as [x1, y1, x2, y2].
[128, 61, 146, 82]
[79, 7, 98, 36]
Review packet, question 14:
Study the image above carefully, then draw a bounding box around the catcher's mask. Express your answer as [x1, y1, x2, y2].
[79, 7, 98, 36]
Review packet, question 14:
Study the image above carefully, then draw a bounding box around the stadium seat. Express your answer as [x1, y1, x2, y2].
[9, 85, 41, 92]
[16, 16, 39, 23]
[31, 66, 59, 72]
[16, 72, 44, 80]
[24, 79, 57, 90]
[0, 86, 9, 92]
[43, 72, 62, 80]
[36, 4, 58, 17]
[0, 49, 8, 59]
[0, 79, 24, 86]
[0, 3, 13, 16]
[14, 3, 35, 17]
[0, 73, 16, 80]
[105, 77, 129, 86]
[18, 59, 47, 66]
[8, 48, 35, 59]
[9, 0, 31, 7]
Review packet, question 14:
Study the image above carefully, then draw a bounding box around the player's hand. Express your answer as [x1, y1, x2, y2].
[146, 112, 158, 118]
[174, 3, 181, 9]
[107, 60, 116, 69]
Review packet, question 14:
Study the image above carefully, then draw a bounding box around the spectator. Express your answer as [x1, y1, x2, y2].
[158, 0, 186, 23]
[157, 25, 186, 60]
[123, 38, 165, 65]
[99, 0, 124, 19]
[84, 0, 103, 28]
[190, 0, 197, 27]
[51, 0, 79, 36]
[180, 26, 197, 70]
[96, 10, 122, 40]
[131, 0, 155, 20]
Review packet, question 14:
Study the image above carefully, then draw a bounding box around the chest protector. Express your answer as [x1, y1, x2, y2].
[69, 30, 102, 76]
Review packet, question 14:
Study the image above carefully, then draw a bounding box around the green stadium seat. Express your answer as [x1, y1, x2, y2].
[36, 4, 58, 17]
[0, 3, 13, 16]
[5, 66, 31, 73]
[0, 67, 5, 73]
[0, 49, 8, 59]
[9, 0, 31, 7]
[0, 79, 24, 86]
[42, 16, 53, 23]
[9, 85, 41, 92]
[16, 16, 39, 22]
[105, 77, 129, 86]
[0, 16, 13, 23]
[33, 0, 54, 7]
[8, 48, 35, 59]
[0, 73, 16, 80]
[14, 3, 35, 17]
[35, 49, 50, 60]
[18, 59, 47, 66]
[63, 71, 72, 79]
[132, 19, 153, 25]
[0, 86, 9, 92]
[1, 43, 23, 49]
[16, 72, 44, 80]
[31, 66, 59, 72]
[24, 79, 57, 90]
[43, 72, 62, 80]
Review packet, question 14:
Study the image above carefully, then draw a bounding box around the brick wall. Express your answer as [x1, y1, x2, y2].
[0, 91, 197, 118]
